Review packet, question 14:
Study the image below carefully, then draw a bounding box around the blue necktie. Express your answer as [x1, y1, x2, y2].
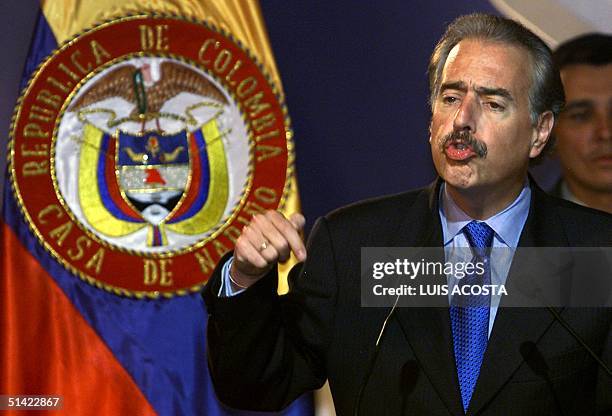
[450, 221, 494, 412]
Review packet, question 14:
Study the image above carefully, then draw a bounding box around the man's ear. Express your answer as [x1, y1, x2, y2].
[529, 111, 554, 158]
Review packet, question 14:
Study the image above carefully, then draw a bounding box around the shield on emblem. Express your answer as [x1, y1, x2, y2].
[117, 131, 190, 226]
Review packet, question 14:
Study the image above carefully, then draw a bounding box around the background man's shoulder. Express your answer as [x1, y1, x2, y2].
[546, 194, 612, 245]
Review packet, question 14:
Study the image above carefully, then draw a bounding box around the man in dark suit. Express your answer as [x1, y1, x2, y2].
[550, 34, 612, 213]
[204, 14, 612, 415]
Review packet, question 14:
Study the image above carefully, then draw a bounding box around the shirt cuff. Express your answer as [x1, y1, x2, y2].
[218, 256, 246, 297]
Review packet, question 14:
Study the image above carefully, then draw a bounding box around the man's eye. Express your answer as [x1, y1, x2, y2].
[566, 111, 591, 122]
[486, 101, 505, 111]
[442, 96, 458, 104]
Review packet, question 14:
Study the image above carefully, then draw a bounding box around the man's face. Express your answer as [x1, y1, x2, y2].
[554, 63, 612, 193]
[430, 39, 547, 193]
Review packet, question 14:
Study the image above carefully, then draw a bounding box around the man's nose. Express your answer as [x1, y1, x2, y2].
[453, 95, 478, 133]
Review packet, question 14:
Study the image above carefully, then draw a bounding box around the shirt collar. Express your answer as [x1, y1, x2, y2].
[439, 180, 531, 248]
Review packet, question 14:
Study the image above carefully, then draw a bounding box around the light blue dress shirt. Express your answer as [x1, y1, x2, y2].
[439, 181, 531, 337]
[219, 257, 245, 296]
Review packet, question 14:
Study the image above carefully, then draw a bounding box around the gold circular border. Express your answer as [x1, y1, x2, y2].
[8, 13, 296, 299]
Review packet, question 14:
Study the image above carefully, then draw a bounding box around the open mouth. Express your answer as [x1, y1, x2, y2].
[444, 141, 477, 161]
[439, 130, 486, 161]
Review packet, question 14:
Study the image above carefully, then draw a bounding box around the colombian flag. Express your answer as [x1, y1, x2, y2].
[0, 1, 308, 415]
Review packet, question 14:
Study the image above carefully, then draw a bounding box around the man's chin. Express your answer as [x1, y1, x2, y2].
[439, 166, 477, 190]
[445, 181, 479, 196]
[583, 179, 612, 194]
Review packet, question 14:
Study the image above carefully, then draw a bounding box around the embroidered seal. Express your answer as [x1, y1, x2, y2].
[10, 15, 293, 297]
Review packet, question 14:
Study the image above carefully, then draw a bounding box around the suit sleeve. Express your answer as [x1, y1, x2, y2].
[203, 217, 337, 411]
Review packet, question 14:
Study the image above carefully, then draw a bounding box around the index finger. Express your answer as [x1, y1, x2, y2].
[266, 211, 307, 261]
[288, 213, 306, 230]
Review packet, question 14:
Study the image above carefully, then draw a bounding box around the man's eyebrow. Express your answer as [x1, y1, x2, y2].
[440, 81, 467, 92]
[474, 86, 514, 102]
[439, 82, 514, 102]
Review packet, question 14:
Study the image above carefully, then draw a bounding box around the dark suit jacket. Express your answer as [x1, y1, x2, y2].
[204, 180, 612, 415]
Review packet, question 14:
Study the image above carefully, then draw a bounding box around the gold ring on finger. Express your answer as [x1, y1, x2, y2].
[259, 240, 268, 252]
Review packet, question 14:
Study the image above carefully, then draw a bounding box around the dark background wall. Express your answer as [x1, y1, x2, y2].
[1, 0, 40, 204]
[1, 1, 558, 231]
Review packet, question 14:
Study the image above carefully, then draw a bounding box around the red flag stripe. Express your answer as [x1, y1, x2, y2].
[0, 222, 157, 415]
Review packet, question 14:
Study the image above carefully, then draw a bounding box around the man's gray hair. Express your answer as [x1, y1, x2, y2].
[428, 14, 565, 159]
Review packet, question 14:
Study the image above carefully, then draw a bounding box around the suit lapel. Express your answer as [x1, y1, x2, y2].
[467, 182, 569, 415]
[392, 180, 465, 416]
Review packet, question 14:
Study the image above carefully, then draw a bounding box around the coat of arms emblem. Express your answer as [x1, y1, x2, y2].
[10, 15, 292, 297]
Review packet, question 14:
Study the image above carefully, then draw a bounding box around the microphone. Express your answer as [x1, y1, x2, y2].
[519, 341, 565, 416]
[517, 277, 612, 377]
[353, 294, 400, 416]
